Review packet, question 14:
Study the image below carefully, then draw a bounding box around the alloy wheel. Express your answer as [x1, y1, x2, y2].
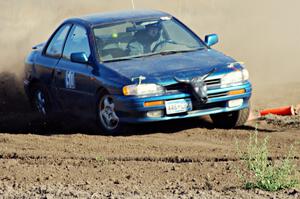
[35, 90, 47, 115]
[99, 95, 119, 130]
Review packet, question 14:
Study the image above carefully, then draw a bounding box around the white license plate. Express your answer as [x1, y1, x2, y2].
[165, 99, 192, 115]
[228, 99, 243, 108]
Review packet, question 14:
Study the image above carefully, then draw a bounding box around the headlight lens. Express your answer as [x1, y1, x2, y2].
[221, 69, 249, 88]
[123, 84, 165, 96]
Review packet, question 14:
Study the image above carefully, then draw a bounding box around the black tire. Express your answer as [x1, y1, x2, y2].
[96, 90, 123, 135]
[210, 107, 250, 129]
[30, 83, 53, 118]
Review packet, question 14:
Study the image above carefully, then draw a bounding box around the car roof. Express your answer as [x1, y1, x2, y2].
[64, 9, 171, 27]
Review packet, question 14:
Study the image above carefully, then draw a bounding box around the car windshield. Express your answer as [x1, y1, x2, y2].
[93, 17, 206, 62]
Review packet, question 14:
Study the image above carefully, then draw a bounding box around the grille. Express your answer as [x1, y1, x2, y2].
[165, 78, 221, 93]
[205, 78, 221, 87]
[207, 91, 227, 98]
[164, 83, 190, 93]
[164, 78, 225, 99]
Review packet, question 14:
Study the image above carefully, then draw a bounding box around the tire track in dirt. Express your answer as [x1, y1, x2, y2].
[0, 152, 299, 165]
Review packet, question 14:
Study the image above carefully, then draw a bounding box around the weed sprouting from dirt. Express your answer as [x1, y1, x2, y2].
[95, 155, 106, 163]
[235, 130, 299, 192]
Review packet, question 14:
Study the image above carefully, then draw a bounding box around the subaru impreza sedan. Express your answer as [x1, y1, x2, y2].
[24, 10, 252, 134]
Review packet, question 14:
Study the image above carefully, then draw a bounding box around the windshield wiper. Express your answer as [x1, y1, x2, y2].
[158, 47, 205, 55]
[103, 47, 205, 62]
[131, 48, 205, 59]
[103, 53, 161, 62]
[103, 57, 135, 63]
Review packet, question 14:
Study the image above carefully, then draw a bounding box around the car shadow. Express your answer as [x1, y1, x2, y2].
[121, 117, 277, 136]
[0, 111, 276, 136]
[0, 112, 207, 135]
[0, 112, 97, 135]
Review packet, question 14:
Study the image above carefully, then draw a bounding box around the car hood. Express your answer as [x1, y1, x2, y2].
[103, 49, 236, 85]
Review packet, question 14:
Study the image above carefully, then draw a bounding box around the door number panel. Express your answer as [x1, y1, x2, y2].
[65, 71, 76, 89]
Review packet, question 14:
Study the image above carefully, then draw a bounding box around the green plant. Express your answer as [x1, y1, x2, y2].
[95, 155, 106, 162]
[236, 130, 299, 191]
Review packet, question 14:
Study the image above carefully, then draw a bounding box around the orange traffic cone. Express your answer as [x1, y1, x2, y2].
[260, 106, 295, 116]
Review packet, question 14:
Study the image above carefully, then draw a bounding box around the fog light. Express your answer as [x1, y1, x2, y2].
[228, 99, 243, 108]
[146, 110, 164, 118]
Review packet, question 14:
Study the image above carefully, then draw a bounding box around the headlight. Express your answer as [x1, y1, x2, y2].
[221, 69, 249, 88]
[123, 84, 165, 96]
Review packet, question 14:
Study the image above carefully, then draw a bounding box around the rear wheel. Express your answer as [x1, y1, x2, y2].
[210, 107, 250, 128]
[97, 91, 122, 134]
[31, 83, 52, 117]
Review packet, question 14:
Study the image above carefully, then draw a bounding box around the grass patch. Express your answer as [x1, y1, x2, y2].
[236, 130, 299, 191]
[95, 155, 106, 162]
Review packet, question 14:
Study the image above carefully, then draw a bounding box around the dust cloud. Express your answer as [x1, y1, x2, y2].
[0, 0, 300, 110]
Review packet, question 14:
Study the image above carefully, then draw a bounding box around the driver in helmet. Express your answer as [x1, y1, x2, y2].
[128, 22, 162, 56]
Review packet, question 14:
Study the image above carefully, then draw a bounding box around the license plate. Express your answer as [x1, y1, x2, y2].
[165, 99, 192, 115]
[228, 99, 243, 108]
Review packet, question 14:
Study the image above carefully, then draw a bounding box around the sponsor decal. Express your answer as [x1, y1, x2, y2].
[65, 71, 75, 89]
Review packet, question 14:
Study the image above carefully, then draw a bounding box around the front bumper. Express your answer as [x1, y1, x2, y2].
[113, 82, 252, 123]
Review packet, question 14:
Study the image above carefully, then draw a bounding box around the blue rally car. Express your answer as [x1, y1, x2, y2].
[24, 10, 252, 134]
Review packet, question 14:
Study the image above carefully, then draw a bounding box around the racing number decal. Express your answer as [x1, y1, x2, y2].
[65, 71, 76, 89]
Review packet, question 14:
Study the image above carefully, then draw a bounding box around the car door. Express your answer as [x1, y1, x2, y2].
[34, 24, 72, 91]
[54, 24, 95, 115]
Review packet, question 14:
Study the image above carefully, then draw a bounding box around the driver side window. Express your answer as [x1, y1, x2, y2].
[163, 20, 199, 47]
[45, 24, 71, 58]
[63, 25, 91, 60]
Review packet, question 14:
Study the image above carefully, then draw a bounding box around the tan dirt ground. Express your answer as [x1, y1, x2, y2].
[0, 75, 299, 198]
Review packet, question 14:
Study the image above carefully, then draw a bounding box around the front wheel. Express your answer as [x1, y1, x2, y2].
[210, 107, 250, 129]
[97, 92, 123, 134]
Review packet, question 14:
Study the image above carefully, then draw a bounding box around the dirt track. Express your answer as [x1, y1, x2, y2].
[0, 74, 299, 198]
[0, 127, 299, 198]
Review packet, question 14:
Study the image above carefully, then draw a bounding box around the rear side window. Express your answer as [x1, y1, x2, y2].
[63, 25, 91, 60]
[45, 24, 71, 57]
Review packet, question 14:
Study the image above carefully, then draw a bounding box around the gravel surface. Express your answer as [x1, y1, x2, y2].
[0, 73, 299, 198]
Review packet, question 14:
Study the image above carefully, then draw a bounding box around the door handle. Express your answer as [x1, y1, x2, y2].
[56, 69, 63, 75]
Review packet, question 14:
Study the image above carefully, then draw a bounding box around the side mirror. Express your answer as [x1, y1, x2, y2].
[70, 52, 89, 64]
[204, 34, 219, 47]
